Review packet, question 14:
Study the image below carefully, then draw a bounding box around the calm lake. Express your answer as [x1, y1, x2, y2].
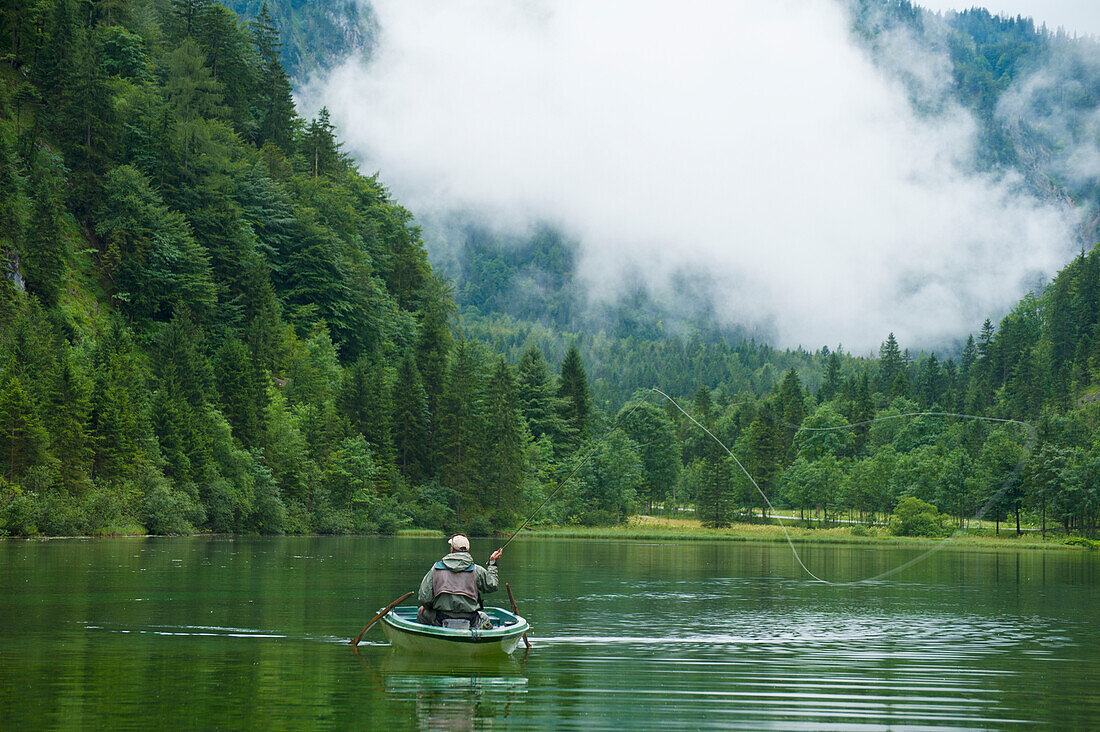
[1, 536, 1097, 729]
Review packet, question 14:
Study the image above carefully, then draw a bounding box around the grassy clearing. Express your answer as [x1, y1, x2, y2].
[515, 515, 1091, 551]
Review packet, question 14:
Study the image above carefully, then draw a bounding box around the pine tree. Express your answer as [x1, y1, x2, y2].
[304, 107, 344, 179]
[0, 120, 26, 259]
[61, 25, 112, 222]
[214, 337, 264, 447]
[889, 371, 910, 401]
[819, 350, 841, 402]
[194, 4, 256, 135]
[339, 354, 395, 489]
[90, 318, 154, 482]
[879, 332, 903, 392]
[0, 375, 50, 481]
[482, 358, 526, 524]
[517, 345, 571, 451]
[170, 0, 214, 41]
[689, 386, 731, 527]
[393, 354, 429, 481]
[45, 345, 93, 491]
[918, 353, 941, 407]
[557, 343, 591, 446]
[250, 3, 296, 151]
[436, 341, 484, 516]
[21, 147, 68, 306]
[960, 334, 977, 385]
[164, 38, 227, 165]
[97, 165, 217, 321]
[777, 367, 806, 460]
[415, 278, 454, 454]
[852, 369, 875, 456]
[742, 414, 780, 522]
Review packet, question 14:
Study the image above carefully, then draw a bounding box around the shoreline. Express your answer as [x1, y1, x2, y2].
[3, 523, 1095, 552]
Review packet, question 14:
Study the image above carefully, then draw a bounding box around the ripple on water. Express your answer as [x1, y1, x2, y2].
[517, 607, 1061, 729]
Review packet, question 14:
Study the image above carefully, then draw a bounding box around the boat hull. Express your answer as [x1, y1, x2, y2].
[380, 606, 529, 657]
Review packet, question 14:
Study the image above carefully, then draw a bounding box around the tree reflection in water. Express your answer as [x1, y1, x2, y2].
[355, 648, 529, 730]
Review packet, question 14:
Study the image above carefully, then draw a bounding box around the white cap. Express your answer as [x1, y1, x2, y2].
[449, 534, 470, 552]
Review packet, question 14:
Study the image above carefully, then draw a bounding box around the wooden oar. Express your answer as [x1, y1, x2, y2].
[350, 591, 413, 647]
[505, 583, 531, 649]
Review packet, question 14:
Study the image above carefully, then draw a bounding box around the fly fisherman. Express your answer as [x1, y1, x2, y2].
[417, 534, 503, 629]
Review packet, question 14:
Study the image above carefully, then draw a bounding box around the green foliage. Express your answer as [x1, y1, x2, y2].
[4, 0, 1100, 541]
[557, 344, 591, 444]
[481, 358, 527, 526]
[97, 165, 217, 320]
[564, 431, 641, 526]
[616, 399, 678, 512]
[888, 497, 950, 538]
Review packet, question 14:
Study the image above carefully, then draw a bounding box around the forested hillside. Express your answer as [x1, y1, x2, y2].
[0, 0, 565, 536]
[1, 0, 1098, 540]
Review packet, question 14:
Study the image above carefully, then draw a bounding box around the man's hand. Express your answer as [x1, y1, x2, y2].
[489, 548, 503, 563]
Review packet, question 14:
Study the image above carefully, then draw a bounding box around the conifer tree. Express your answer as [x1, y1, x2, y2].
[482, 358, 526, 524]
[392, 354, 429, 481]
[214, 337, 264, 447]
[339, 354, 395, 488]
[21, 148, 66, 306]
[819, 350, 841, 402]
[194, 4, 255, 134]
[852, 369, 874, 455]
[0, 121, 25, 258]
[45, 345, 93, 491]
[97, 165, 217, 321]
[62, 25, 112, 221]
[415, 278, 454, 442]
[691, 386, 731, 527]
[889, 371, 911, 401]
[557, 343, 591, 446]
[304, 107, 344, 179]
[517, 345, 571, 451]
[741, 413, 780, 522]
[0, 375, 50, 481]
[777, 367, 806, 459]
[250, 3, 296, 151]
[164, 38, 227, 165]
[879, 332, 903, 393]
[918, 353, 941, 407]
[91, 318, 154, 482]
[960, 334, 977, 385]
[437, 340, 484, 516]
[170, 0, 214, 41]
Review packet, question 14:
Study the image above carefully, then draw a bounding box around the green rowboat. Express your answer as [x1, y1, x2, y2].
[380, 606, 529, 656]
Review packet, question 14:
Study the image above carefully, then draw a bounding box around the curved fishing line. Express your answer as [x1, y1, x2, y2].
[650, 388, 1037, 585]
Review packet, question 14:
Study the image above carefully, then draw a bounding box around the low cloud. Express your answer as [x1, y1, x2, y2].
[307, 0, 1078, 351]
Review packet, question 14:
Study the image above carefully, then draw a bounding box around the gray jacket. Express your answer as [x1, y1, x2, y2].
[418, 551, 499, 613]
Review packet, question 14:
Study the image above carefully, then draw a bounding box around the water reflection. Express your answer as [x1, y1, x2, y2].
[2, 537, 1097, 729]
[355, 648, 529, 730]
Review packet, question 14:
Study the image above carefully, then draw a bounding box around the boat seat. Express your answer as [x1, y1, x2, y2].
[442, 618, 471, 630]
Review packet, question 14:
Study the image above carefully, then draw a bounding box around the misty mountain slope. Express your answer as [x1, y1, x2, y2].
[220, 0, 373, 78]
[270, 0, 1100, 395]
[853, 2, 1100, 236]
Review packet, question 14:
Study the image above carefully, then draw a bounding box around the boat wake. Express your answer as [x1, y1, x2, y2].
[80, 622, 376, 645]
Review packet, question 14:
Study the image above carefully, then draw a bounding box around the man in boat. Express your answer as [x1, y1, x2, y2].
[417, 534, 503, 629]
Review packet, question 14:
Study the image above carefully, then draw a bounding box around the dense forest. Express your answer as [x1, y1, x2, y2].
[0, 0, 1098, 540]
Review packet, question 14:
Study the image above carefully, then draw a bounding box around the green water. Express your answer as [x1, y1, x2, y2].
[1, 537, 1097, 730]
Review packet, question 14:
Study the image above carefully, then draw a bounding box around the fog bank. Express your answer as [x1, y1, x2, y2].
[308, 0, 1079, 351]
